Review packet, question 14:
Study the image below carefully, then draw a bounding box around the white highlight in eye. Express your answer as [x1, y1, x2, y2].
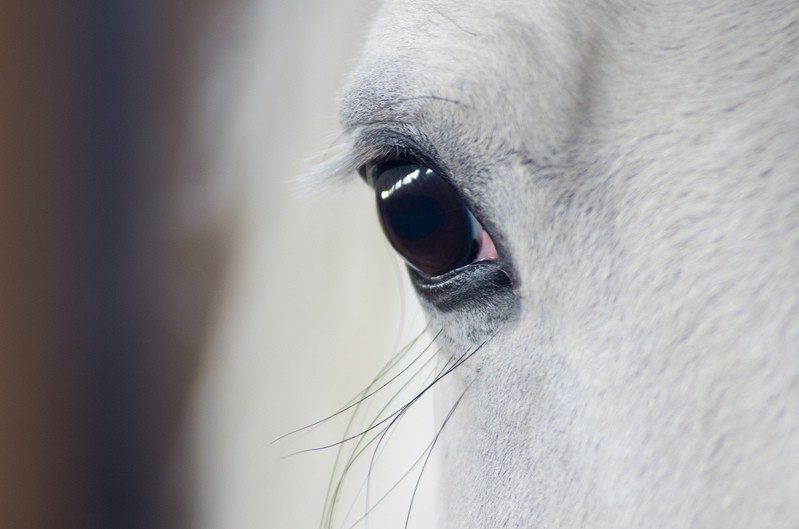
[380, 168, 423, 199]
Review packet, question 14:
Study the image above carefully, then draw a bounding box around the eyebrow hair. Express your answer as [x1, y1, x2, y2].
[351, 123, 434, 170]
[301, 93, 461, 191]
[301, 121, 436, 191]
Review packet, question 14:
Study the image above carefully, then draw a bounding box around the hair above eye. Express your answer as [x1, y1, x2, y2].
[371, 161, 498, 277]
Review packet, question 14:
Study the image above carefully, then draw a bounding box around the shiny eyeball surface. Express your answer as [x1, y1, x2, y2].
[371, 161, 493, 277]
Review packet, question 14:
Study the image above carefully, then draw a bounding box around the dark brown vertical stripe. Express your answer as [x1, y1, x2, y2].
[0, 1, 234, 527]
[0, 2, 90, 529]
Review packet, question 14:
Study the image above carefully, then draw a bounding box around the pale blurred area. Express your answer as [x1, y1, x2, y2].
[0, 1, 429, 529]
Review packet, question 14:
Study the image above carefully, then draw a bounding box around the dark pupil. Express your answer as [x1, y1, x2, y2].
[374, 162, 481, 276]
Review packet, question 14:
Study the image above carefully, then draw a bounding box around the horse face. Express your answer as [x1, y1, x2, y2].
[337, 1, 799, 527]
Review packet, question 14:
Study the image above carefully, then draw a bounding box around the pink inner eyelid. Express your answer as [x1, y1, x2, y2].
[475, 230, 499, 263]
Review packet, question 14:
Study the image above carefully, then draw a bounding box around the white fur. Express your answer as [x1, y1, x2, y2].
[330, 1, 799, 527]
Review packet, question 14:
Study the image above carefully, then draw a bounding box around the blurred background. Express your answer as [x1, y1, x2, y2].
[0, 1, 427, 528]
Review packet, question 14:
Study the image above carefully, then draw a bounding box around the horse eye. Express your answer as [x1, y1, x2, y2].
[371, 161, 497, 277]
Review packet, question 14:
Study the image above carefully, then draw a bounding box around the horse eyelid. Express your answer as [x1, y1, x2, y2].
[349, 127, 441, 187]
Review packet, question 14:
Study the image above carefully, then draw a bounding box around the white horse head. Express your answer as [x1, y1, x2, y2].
[315, 0, 799, 527]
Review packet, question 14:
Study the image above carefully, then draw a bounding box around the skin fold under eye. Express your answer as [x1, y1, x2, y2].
[369, 160, 498, 277]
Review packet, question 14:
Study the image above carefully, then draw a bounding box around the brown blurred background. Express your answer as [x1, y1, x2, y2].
[0, 1, 417, 528]
[1, 1, 229, 528]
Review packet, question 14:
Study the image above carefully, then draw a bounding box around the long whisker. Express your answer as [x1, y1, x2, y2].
[320, 331, 437, 529]
[287, 340, 480, 458]
[361, 350, 458, 528]
[273, 327, 431, 444]
[405, 385, 470, 529]
[344, 432, 434, 529]
[323, 328, 499, 529]
[325, 343, 444, 528]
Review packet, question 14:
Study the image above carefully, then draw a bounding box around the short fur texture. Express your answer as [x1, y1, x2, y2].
[328, 0, 799, 527]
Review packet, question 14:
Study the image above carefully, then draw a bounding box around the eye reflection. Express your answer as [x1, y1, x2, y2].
[372, 161, 494, 277]
[380, 168, 422, 199]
